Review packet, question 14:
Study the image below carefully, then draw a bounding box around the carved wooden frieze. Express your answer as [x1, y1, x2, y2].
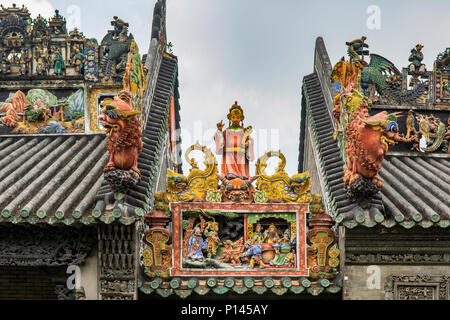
[0, 225, 96, 266]
[385, 275, 449, 300]
[346, 253, 450, 265]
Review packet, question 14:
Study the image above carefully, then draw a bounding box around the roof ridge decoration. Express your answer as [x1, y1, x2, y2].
[329, 37, 450, 206]
[98, 16, 134, 82]
[0, 5, 136, 82]
[0, 6, 145, 136]
[139, 102, 341, 298]
[330, 37, 450, 156]
[99, 40, 146, 193]
[332, 37, 430, 106]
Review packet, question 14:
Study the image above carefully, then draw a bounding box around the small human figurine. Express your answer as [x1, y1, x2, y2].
[309, 193, 325, 218]
[19, 48, 30, 75]
[187, 227, 207, 261]
[72, 45, 86, 74]
[203, 222, 220, 258]
[405, 110, 416, 139]
[263, 223, 280, 244]
[270, 230, 294, 266]
[417, 114, 439, 149]
[51, 46, 65, 75]
[307, 243, 318, 268]
[252, 223, 264, 243]
[408, 44, 426, 75]
[0, 52, 7, 74]
[214, 101, 255, 179]
[112, 16, 129, 41]
[241, 241, 265, 269]
[35, 47, 48, 75]
[8, 49, 18, 64]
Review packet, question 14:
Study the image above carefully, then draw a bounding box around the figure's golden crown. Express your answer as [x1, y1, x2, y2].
[227, 101, 245, 120]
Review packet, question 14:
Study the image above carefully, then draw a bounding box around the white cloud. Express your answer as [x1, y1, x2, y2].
[1, 0, 55, 18]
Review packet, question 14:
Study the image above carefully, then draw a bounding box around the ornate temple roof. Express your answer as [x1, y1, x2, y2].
[0, 53, 179, 226]
[93, 54, 179, 222]
[0, 1, 179, 226]
[300, 37, 450, 230]
[0, 134, 107, 225]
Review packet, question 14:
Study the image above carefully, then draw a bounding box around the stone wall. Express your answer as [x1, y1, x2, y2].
[343, 265, 449, 300]
[342, 226, 450, 300]
[79, 247, 99, 300]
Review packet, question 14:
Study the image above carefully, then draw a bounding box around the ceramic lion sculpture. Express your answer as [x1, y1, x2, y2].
[98, 90, 143, 190]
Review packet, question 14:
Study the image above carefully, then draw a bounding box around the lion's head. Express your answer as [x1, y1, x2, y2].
[98, 91, 141, 140]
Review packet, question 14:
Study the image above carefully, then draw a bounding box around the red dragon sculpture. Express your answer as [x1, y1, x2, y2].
[98, 90, 143, 190]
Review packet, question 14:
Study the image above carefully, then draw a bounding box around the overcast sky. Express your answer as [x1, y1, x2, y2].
[5, 0, 450, 175]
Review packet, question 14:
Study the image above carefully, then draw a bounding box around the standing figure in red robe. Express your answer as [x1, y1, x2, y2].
[214, 101, 255, 179]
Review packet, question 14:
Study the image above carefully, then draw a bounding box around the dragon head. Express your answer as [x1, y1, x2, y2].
[167, 170, 188, 194]
[290, 172, 311, 196]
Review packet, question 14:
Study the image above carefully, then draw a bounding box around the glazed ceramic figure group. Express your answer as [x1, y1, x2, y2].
[165, 102, 312, 205]
[331, 37, 429, 196]
[250, 224, 295, 268]
[183, 218, 296, 270]
[0, 89, 85, 134]
[0, 5, 135, 81]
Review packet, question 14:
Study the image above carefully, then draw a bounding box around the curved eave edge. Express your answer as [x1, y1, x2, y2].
[0, 206, 146, 226]
[338, 219, 450, 229]
[137, 278, 342, 298]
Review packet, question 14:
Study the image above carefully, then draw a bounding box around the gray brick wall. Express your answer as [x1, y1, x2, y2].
[0, 267, 57, 300]
[343, 265, 450, 300]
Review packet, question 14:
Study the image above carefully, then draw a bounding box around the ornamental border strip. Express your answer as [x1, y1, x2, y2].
[137, 277, 342, 298]
[0, 206, 146, 226]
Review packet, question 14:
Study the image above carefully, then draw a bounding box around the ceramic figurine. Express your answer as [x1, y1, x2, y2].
[214, 101, 254, 178]
[187, 227, 207, 261]
[252, 223, 264, 243]
[240, 241, 265, 269]
[263, 224, 280, 244]
[203, 222, 221, 258]
[99, 90, 143, 189]
[270, 231, 294, 266]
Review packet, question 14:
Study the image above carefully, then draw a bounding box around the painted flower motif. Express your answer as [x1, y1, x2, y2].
[143, 248, 153, 258]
